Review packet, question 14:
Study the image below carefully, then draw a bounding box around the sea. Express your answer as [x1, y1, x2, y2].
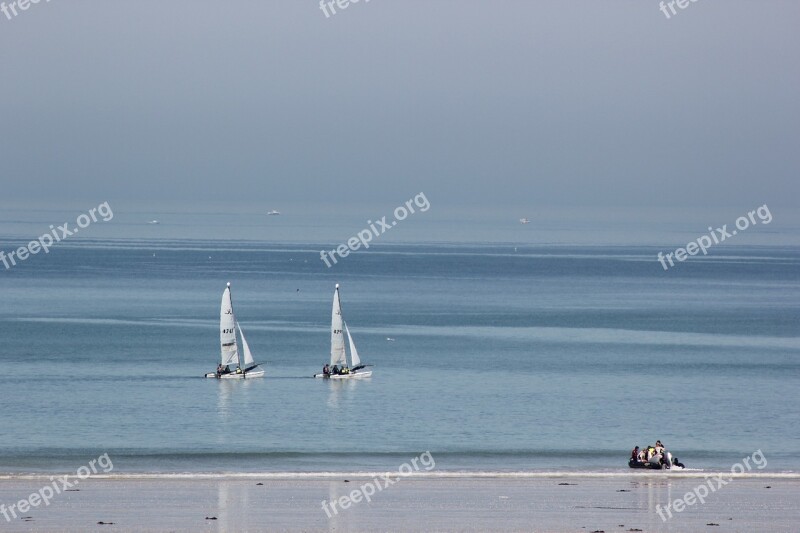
[1, 203, 798, 476]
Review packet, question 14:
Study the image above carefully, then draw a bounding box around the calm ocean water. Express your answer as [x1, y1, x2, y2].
[0, 207, 798, 475]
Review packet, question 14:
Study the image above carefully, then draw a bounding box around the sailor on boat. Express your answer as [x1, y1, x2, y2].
[630, 446, 640, 463]
[646, 445, 656, 461]
[322, 364, 330, 376]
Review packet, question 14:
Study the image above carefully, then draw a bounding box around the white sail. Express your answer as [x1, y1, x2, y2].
[330, 284, 347, 367]
[345, 322, 360, 367]
[220, 283, 239, 367]
[238, 322, 255, 368]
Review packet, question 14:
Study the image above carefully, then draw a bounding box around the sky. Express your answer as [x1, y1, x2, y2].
[1, 0, 798, 213]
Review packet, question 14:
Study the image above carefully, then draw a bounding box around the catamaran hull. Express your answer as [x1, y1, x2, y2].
[205, 368, 265, 379]
[313, 370, 372, 379]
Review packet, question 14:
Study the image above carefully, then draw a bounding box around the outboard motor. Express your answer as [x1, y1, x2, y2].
[662, 451, 673, 469]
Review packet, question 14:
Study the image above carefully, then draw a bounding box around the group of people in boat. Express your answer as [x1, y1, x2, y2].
[630, 440, 685, 468]
[321, 363, 351, 376]
[216, 363, 244, 377]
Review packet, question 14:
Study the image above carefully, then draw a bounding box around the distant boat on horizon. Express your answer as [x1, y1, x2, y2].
[519, 218, 530, 224]
[267, 210, 281, 216]
[147, 220, 160, 224]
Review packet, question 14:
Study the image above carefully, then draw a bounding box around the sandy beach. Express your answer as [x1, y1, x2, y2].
[1, 474, 797, 532]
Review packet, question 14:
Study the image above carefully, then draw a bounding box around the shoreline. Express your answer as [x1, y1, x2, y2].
[2, 476, 797, 532]
[2, 471, 799, 480]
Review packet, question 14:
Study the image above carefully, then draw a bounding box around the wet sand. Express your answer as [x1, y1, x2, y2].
[0, 475, 797, 532]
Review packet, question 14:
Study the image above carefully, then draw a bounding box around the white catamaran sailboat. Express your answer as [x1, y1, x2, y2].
[205, 282, 265, 379]
[314, 284, 372, 379]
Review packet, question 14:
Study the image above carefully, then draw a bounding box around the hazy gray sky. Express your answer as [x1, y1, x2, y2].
[1, 1, 798, 210]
